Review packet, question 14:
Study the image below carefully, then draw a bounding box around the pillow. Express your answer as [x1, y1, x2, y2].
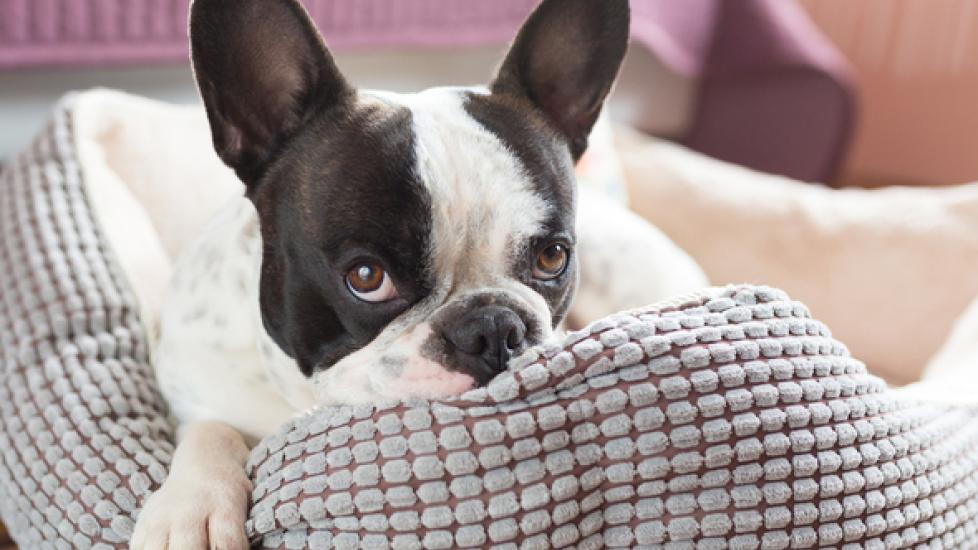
[926, 292, 978, 381]
[246, 284, 978, 549]
[902, 291, 978, 405]
[616, 127, 978, 385]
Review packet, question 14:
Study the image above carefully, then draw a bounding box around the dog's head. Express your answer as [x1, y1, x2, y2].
[190, 0, 629, 403]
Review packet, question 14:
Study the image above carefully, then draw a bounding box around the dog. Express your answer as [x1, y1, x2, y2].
[130, 0, 631, 547]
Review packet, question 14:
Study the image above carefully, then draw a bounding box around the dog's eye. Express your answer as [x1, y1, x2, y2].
[532, 243, 569, 280]
[346, 262, 399, 302]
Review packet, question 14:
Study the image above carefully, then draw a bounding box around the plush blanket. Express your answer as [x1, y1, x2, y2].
[3, 92, 978, 549]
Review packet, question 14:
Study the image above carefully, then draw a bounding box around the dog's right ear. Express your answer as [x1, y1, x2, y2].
[190, 0, 351, 188]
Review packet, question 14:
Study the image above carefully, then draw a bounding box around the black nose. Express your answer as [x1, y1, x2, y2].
[444, 305, 527, 385]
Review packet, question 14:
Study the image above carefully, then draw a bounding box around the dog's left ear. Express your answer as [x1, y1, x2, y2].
[492, 0, 630, 160]
[190, 0, 352, 187]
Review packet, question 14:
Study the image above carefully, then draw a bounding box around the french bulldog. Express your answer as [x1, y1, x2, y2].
[131, 0, 631, 547]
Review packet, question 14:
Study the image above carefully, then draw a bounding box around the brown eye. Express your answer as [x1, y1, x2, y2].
[346, 262, 399, 302]
[532, 243, 569, 280]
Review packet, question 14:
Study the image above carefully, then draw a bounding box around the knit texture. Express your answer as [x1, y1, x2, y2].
[247, 288, 978, 549]
[3, 97, 978, 549]
[0, 98, 174, 548]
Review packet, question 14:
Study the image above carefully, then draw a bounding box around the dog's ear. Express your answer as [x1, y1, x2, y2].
[492, 0, 630, 160]
[190, 0, 351, 187]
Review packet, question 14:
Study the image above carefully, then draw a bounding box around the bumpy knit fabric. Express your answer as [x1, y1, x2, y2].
[4, 98, 978, 550]
[248, 288, 978, 549]
[0, 98, 174, 548]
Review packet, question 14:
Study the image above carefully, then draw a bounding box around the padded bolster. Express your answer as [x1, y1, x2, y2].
[0, 96, 174, 548]
[245, 286, 978, 549]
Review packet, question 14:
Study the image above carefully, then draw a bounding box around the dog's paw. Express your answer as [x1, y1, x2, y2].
[129, 469, 252, 550]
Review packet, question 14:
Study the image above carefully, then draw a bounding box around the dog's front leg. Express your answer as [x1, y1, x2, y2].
[130, 421, 252, 550]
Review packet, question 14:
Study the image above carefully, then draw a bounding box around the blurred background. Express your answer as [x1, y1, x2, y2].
[3, 0, 978, 186]
[2, 1, 978, 546]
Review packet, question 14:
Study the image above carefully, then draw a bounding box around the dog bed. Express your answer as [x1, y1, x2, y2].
[4, 96, 978, 550]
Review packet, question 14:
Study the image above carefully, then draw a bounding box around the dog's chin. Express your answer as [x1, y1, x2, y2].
[314, 357, 478, 405]
[388, 356, 479, 400]
[312, 323, 479, 406]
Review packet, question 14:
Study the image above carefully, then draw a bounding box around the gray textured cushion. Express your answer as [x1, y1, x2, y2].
[247, 287, 978, 549]
[3, 97, 978, 550]
[0, 99, 174, 548]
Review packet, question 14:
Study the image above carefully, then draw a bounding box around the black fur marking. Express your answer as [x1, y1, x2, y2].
[491, 0, 630, 160]
[254, 97, 433, 377]
[191, 0, 433, 377]
[191, 0, 352, 185]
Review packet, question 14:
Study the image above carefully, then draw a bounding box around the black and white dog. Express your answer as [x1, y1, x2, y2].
[132, 0, 633, 547]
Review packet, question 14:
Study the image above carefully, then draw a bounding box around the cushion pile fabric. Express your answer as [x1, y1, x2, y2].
[247, 286, 978, 549]
[0, 98, 174, 548]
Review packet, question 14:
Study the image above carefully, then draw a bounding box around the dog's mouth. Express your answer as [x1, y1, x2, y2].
[424, 294, 544, 387]
[312, 290, 551, 405]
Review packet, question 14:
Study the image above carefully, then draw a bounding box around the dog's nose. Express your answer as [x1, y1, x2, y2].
[445, 305, 527, 385]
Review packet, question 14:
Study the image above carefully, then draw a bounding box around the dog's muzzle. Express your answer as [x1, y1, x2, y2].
[443, 304, 528, 385]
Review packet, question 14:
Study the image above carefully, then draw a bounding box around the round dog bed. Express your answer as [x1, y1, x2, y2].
[4, 96, 978, 550]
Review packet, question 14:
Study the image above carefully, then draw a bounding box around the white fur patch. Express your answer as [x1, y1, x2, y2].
[314, 323, 476, 404]
[380, 87, 550, 287]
